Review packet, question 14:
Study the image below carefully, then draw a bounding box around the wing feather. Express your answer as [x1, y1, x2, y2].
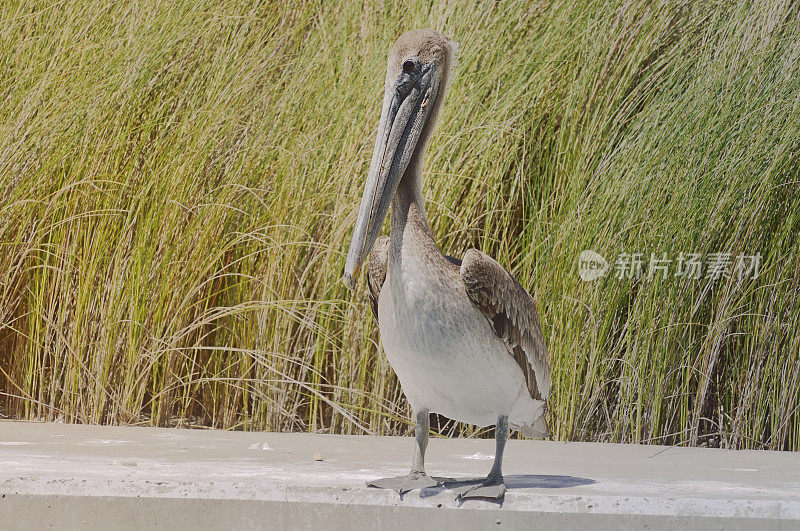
[367, 236, 389, 323]
[460, 249, 550, 401]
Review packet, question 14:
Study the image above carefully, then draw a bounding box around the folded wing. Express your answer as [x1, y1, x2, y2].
[367, 236, 389, 323]
[460, 249, 550, 401]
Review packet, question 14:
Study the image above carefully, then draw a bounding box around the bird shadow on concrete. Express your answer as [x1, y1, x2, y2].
[505, 474, 596, 489]
[418, 474, 595, 503]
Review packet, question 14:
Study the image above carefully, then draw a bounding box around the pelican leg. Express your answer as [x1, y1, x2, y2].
[368, 409, 451, 494]
[455, 415, 508, 501]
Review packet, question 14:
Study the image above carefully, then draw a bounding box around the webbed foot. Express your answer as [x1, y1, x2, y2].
[367, 472, 452, 495]
[453, 473, 506, 501]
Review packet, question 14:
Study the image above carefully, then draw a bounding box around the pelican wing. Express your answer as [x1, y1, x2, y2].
[367, 236, 389, 322]
[460, 249, 550, 401]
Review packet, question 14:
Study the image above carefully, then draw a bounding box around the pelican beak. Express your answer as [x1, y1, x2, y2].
[343, 59, 441, 290]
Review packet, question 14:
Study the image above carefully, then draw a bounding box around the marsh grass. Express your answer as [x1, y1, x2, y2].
[1, 0, 799, 449]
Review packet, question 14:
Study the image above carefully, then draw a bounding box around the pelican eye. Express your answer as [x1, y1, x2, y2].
[402, 59, 416, 73]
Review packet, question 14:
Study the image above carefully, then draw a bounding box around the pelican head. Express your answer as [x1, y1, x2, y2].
[343, 29, 457, 290]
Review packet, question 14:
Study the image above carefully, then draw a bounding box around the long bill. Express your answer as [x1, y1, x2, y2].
[342, 61, 440, 290]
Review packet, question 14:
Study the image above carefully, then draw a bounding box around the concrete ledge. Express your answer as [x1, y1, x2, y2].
[1, 422, 798, 530]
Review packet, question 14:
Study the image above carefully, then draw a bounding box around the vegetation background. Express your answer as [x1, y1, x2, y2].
[1, 0, 798, 450]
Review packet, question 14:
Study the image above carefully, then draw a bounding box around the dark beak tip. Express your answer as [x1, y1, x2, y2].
[342, 273, 356, 291]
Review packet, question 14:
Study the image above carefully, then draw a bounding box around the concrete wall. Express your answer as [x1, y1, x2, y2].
[1, 422, 798, 530]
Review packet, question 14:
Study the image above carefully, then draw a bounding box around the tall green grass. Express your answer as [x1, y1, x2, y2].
[1, 0, 798, 449]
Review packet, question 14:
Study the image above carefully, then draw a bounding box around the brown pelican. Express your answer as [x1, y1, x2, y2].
[343, 29, 550, 501]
